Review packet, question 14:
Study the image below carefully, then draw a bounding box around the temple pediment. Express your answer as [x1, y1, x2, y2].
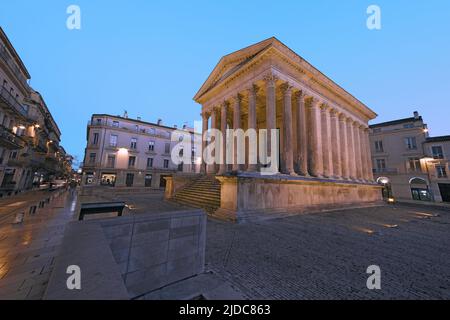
[194, 37, 377, 121]
[194, 37, 280, 101]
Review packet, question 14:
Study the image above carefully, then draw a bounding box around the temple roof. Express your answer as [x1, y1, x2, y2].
[193, 37, 377, 120]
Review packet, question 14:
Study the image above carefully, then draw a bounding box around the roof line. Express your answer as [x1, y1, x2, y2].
[91, 114, 195, 133]
[0, 27, 31, 79]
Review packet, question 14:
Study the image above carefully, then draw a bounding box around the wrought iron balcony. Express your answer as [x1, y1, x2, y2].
[372, 168, 399, 175]
[0, 124, 26, 149]
[0, 86, 28, 117]
[0, 44, 29, 90]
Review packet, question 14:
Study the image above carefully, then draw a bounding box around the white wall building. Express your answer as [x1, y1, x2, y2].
[82, 114, 201, 189]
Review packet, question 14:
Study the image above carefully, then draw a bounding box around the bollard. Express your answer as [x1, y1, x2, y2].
[13, 212, 25, 224]
[29, 205, 37, 215]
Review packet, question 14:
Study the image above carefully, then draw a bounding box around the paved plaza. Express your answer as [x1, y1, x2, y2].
[0, 191, 77, 299]
[1, 191, 449, 299]
[206, 204, 450, 299]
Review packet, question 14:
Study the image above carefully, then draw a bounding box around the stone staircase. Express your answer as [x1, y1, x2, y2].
[172, 175, 221, 214]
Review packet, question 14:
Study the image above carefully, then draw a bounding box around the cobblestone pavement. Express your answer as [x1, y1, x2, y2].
[0, 191, 77, 300]
[206, 205, 450, 299]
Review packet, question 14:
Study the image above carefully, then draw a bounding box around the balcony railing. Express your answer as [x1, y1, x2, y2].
[0, 124, 26, 149]
[0, 86, 28, 117]
[373, 168, 399, 174]
[0, 44, 29, 90]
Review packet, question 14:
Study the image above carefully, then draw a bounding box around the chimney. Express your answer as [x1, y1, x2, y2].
[137, 116, 141, 121]
[157, 118, 162, 125]
[123, 110, 128, 119]
[413, 111, 419, 119]
[183, 124, 187, 130]
[174, 125, 177, 129]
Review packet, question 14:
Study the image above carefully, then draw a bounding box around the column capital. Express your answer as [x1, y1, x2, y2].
[201, 111, 210, 119]
[229, 93, 243, 105]
[221, 100, 230, 108]
[345, 116, 354, 124]
[294, 90, 305, 100]
[360, 123, 369, 130]
[320, 103, 330, 112]
[352, 120, 363, 128]
[280, 82, 293, 95]
[329, 108, 339, 118]
[263, 73, 278, 87]
[246, 84, 260, 95]
[307, 97, 323, 109]
[338, 113, 347, 122]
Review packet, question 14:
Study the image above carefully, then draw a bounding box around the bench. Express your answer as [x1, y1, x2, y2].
[79, 202, 126, 221]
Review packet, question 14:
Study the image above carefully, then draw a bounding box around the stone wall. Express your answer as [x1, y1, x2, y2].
[45, 209, 206, 299]
[215, 174, 383, 222]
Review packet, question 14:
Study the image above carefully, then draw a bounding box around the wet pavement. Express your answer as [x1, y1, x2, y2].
[0, 191, 77, 300]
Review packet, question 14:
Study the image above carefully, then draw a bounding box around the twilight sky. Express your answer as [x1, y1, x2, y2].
[1, 0, 449, 167]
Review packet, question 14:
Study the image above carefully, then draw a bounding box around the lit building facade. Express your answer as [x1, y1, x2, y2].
[0, 27, 71, 197]
[82, 114, 200, 189]
[369, 111, 450, 203]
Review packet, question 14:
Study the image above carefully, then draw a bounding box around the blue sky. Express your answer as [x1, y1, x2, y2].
[1, 1, 449, 166]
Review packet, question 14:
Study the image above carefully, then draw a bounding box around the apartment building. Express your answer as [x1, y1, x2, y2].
[0, 27, 71, 197]
[82, 114, 201, 189]
[422, 136, 450, 202]
[369, 111, 450, 203]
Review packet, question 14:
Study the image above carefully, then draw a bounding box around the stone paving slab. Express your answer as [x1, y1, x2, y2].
[0, 191, 77, 300]
[206, 204, 450, 299]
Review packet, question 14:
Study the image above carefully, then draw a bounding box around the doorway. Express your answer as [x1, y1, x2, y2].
[126, 173, 134, 187]
[438, 183, 450, 202]
[409, 177, 431, 201]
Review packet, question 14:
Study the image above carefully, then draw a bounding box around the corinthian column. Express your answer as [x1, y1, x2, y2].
[295, 91, 308, 176]
[330, 109, 342, 179]
[264, 73, 278, 172]
[320, 104, 332, 178]
[346, 118, 356, 180]
[307, 98, 323, 177]
[281, 83, 295, 175]
[247, 84, 258, 172]
[364, 127, 374, 181]
[339, 114, 349, 180]
[353, 122, 363, 180]
[201, 111, 209, 174]
[358, 125, 367, 181]
[232, 94, 242, 172]
[219, 101, 228, 174]
[207, 108, 218, 174]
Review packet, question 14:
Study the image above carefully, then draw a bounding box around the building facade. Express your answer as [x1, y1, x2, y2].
[0, 27, 71, 197]
[369, 112, 450, 203]
[167, 37, 382, 221]
[422, 136, 450, 202]
[81, 114, 200, 189]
